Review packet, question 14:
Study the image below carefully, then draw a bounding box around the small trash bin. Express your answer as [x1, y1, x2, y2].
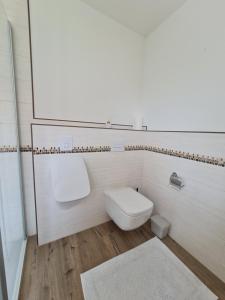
[151, 215, 170, 239]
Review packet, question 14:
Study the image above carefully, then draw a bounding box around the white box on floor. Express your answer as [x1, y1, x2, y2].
[151, 215, 170, 239]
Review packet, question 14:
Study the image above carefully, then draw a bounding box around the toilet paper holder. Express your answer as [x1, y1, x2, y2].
[170, 172, 184, 189]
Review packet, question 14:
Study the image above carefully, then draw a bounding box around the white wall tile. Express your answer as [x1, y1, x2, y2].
[140, 150, 225, 282]
[34, 151, 143, 245]
[0, 123, 17, 145]
[145, 132, 225, 158]
[17, 102, 32, 125]
[13, 55, 31, 82]
[18, 124, 31, 146]
[20, 152, 36, 236]
[32, 125, 147, 149]
[15, 77, 32, 104]
[2, 0, 29, 29]
[0, 101, 17, 124]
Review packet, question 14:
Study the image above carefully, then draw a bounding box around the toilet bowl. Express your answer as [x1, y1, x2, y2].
[104, 187, 154, 231]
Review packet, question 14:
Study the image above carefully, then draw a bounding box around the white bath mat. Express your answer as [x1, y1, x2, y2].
[81, 237, 217, 300]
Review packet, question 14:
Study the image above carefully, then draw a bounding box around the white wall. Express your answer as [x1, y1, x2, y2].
[0, 2, 27, 298]
[33, 125, 146, 245]
[2, 0, 36, 236]
[142, 0, 225, 131]
[29, 0, 144, 124]
[141, 150, 225, 282]
[140, 132, 225, 282]
[140, 0, 225, 282]
[2, 0, 33, 145]
[0, 0, 16, 138]
[2, 0, 144, 237]
[2, 0, 225, 284]
[32, 125, 225, 282]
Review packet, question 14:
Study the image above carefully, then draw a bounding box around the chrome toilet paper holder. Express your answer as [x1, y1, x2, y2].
[170, 172, 184, 189]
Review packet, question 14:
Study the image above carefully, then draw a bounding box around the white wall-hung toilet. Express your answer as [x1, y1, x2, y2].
[104, 187, 154, 231]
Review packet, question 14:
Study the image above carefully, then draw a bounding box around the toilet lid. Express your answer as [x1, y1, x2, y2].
[104, 187, 153, 217]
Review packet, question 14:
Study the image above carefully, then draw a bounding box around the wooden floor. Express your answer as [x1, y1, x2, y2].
[19, 221, 225, 300]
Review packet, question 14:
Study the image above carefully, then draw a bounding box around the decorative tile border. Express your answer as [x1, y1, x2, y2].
[20, 145, 33, 152]
[1, 144, 224, 167]
[0, 146, 18, 153]
[0, 145, 33, 153]
[32, 145, 225, 167]
[33, 146, 111, 155]
[126, 145, 225, 167]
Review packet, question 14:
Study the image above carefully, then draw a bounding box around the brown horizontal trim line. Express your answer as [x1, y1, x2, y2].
[28, 0, 147, 133]
[29, 144, 225, 167]
[34, 117, 132, 127]
[31, 123, 225, 134]
[31, 123, 148, 132]
[148, 130, 225, 134]
[28, 0, 223, 136]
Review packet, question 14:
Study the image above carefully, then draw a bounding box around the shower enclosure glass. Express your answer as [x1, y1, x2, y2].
[0, 1, 27, 299]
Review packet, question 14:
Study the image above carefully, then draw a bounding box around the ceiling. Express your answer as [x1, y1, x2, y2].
[81, 0, 187, 36]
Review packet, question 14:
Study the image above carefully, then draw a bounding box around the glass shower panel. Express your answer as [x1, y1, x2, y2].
[0, 0, 26, 299]
[0, 281, 3, 300]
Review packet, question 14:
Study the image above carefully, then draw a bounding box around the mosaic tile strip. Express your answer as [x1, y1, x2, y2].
[154, 146, 225, 166]
[0, 146, 18, 153]
[32, 145, 225, 167]
[0, 145, 33, 153]
[2, 144, 224, 167]
[126, 145, 225, 167]
[33, 146, 111, 155]
[20, 145, 33, 152]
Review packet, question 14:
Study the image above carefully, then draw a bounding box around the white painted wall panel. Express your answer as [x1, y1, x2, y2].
[142, 0, 225, 131]
[29, 0, 144, 124]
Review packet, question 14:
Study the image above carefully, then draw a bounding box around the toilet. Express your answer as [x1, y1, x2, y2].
[104, 187, 154, 231]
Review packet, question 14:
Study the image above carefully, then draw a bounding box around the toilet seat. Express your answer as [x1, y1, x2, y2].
[104, 187, 154, 231]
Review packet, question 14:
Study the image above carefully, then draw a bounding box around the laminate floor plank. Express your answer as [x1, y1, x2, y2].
[19, 236, 38, 300]
[19, 221, 225, 300]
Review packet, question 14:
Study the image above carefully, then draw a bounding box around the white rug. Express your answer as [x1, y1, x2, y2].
[81, 237, 217, 300]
